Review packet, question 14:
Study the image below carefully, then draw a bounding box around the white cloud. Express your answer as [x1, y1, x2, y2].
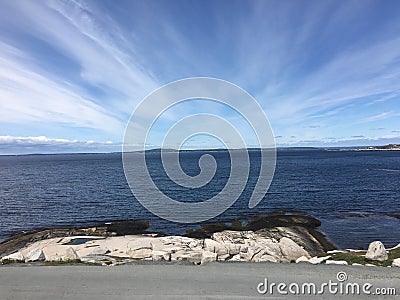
[361, 112, 396, 123]
[0, 0, 159, 139]
[0, 135, 124, 154]
[0, 135, 118, 146]
[0, 43, 123, 133]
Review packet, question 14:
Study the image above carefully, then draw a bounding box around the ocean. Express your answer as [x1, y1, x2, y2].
[0, 149, 399, 249]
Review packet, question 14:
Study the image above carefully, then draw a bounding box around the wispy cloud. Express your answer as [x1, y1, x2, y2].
[0, 42, 123, 133]
[0, 0, 158, 140]
[361, 112, 394, 123]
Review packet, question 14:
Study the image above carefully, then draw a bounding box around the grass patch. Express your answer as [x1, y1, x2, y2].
[330, 247, 400, 267]
[388, 247, 400, 260]
[0, 259, 24, 265]
[330, 252, 366, 265]
[43, 259, 84, 266]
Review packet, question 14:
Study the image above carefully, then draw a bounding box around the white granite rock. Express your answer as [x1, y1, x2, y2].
[201, 251, 217, 264]
[64, 247, 79, 260]
[204, 239, 220, 252]
[214, 244, 229, 256]
[127, 248, 152, 259]
[2, 251, 24, 261]
[279, 237, 310, 261]
[365, 241, 388, 262]
[26, 249, 45, 262]
[325, 260, 348, 265]
[392, 258, 400, 267]
[308, 255, 331, 264]
[229, 254, 241, 261]
[90, 247, 110, 255]
[295, 256, 310, 263]
[80, 255, 116, 265]
[256, 254, 278, 263]
[217, 254, 230, 261]
[152, 250, 171, 261]
[171, 250, 202, 264]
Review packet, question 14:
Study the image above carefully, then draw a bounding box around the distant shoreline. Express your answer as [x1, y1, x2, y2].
[1, 144, 400, 156]
[325, 144, 400, 152]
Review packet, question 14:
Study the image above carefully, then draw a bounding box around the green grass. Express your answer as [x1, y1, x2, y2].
[43, 259, 84, 266]
[388, 247, 400, 261]
[329, 247, 400, 267]
[0, 259, 24, 265]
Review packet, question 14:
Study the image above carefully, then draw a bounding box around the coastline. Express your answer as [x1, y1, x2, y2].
[1, 212, 399, 268]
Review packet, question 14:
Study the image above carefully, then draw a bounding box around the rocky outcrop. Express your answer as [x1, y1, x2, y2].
[0, 213, 338, 265]
[365, 241, 388, 262]
[25, 249, 45, 262]
[1, 251, 24, 261]
[0, 220, 149, 258]
[0, 227, 328, 265]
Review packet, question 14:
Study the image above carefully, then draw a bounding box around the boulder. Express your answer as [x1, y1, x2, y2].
[365, 241, 388, 262]
[279, 237, 310, 261]
[64, 247, 79, 260]
[201, 251, 217, 264]
[2, 251, 24, 261]
[152, 250, 171, 261]
[392, 258, 400, 267]
[325, 260, 348, 265]
[26, 249, 45, 262]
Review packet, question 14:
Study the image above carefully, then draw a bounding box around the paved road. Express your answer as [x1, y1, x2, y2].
[0, 262, 399, 299]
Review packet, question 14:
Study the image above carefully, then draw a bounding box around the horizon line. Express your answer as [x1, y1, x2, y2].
[0, 144, 398, 156]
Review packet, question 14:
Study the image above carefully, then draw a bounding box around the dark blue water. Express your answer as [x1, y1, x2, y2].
[0, 149, 399, 249]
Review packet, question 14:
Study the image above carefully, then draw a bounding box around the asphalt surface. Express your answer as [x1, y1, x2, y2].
[0, 262, 399, 299]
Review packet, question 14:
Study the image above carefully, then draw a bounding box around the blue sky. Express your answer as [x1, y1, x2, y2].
[0, 0, 400, 154]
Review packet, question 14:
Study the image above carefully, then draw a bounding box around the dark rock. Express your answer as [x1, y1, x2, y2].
[106, 220, 150, 235]
[186, 223, 230, 238]
[245, 212, 321, 231]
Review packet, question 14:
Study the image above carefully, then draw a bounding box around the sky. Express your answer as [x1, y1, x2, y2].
[0, 0, 400, 154]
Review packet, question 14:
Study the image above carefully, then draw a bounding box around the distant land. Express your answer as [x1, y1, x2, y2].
[139, 147, 319, 153]
[140, 145, 400, 153]
[325, 144, 400, 152]
[1, 145, 400, 156]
